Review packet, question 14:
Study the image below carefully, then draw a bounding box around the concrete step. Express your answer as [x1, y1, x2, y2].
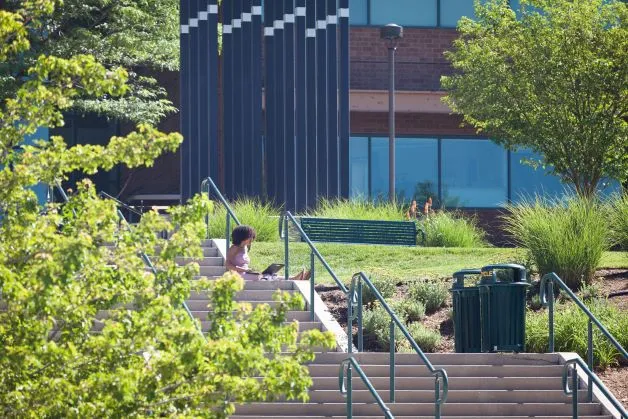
[311, 352, 560, 366]
[175, 256, 223, 266]
[234, 402, 602, 416]
[308, 376, 565, 391]
[95, 310, 313, 322]
[303, 389, 589, 404]
[188, 290, 296, 301]
[191, 278, 297, 290]
[184, 300, 298, 310]
[92, 320, 321, 333]
[306, 364, 565, 378]
[231, 416, 612, 419]
[198, 265, 226, 276]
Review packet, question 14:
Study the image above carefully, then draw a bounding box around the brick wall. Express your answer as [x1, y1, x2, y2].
[350, 27, 458, 91]
[351, 112, 476, 136]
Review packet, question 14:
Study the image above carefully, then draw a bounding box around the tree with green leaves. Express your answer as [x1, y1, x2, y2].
[0, 0, 180, 124]
[0, 2, 333, 416]
[442, 0, 627, 198]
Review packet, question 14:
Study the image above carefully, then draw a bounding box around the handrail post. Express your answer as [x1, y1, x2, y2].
[284, 215, 289, 280]
[548, 280, 555, 353]
[347, 363, 353, 419]
[572, 364, 579, 419]
[347, 288, 353, 354]
[310, 251, 315, 321]
[390, 320, 395, 403]
[226, 213, 231, 249]
[357, 280, 363, 352]
[587, 319, 593, 402]
[435, 375, 442, 419]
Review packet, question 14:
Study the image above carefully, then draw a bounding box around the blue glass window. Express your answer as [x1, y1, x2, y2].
[395, 138, 438, 203]
[510, 148, 565, 203]
[370, 137, 389, 199]
[370, 0, 437, 27]
[349, 0, 368, 25]
[441, 139, 508, 207]
[440, 0, 476, 28]
[349, 137, 369, 198]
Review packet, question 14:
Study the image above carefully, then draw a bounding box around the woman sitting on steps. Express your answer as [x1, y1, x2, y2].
[226, 225, 310, 281]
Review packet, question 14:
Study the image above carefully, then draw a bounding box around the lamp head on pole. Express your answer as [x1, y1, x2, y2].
[380, 23, 403, 48]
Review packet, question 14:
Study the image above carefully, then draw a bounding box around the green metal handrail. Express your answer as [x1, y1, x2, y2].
[282, 211, 349, 321]
[563, 357, 628, 419]
[540, 272, 628, 402]
[99, 191, 143, 217]
[200, 177, 240, 244]
[339, 357, 394, 419]
[349, 272, 448, 418]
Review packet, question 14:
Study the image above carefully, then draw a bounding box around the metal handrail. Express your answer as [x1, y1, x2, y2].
[339, 357, 394, 419]
[563, 357, 628, 419]
[201, 177, 240, 244]
[99, 191, 143, 217]
[350, 272, 448, 418]
[282, 211, 348, 321]
[540, 272, 628, 402]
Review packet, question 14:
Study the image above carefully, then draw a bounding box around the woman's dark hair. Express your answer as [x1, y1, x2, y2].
[231, 225, 256, 246]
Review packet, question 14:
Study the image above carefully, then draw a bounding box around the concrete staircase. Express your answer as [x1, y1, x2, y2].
[167, 239, 617, 418]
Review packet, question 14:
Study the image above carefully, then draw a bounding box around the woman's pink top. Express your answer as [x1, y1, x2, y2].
[227, 246, 259, 281]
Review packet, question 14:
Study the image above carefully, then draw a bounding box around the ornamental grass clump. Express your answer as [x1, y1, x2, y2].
[422, 211, 487, 248]
[606, 193, 628, 250]
[309, 198, 404, 221]
[207, 198, 280, 242]
[503, 195, 609, 290]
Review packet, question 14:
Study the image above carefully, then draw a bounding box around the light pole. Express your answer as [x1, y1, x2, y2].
[380, 24, 403, 202]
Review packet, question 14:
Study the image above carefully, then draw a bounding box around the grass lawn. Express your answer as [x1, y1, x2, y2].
[249, 241, 627, 285]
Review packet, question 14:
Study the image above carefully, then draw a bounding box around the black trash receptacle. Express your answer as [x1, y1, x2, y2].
[450, 269, 482, 353]
[479, 264, 530, 352]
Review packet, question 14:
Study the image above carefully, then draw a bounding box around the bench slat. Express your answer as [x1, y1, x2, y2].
[300, 217, 417, 246]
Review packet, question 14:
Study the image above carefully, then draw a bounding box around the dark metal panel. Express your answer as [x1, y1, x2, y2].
[305, 0, 318, 207]
[274, 0, 286, 205]
[233, 0, 244, 194]
[199, 0, 210, 189]
[251, 0, 263, 195]
[295, 0, 307, 210]
[284, 0, 296, 211]
[326, 0, 339, 197]
[338, 0, 350, 198]
[189, 0, 200, 199]
[263, 0, 276, 199]
[315, 0, 328, 197]
[209, 0, 219, 183]
[242, 0, 253, 195]
[223, 2, 234, 197]
[180, 0, 191, 201]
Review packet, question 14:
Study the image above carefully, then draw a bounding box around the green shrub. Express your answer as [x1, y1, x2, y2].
[408, 279, 449, 314]
[207, 198, 280, 242]
[503, 195, 609, 290]
[422, 211, 487, 248]
[400, 323, 441, 353]
[361, 277, 396, 306]
[362, 305, 402, 351]
[526, 300, 628, 369]
[607, 193, 628, 250]
[391, 299, 426, 323]
[308, 198, 404, 221]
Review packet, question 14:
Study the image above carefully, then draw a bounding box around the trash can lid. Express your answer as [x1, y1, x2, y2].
[480, 264, 527, 284]
[452, 269, 481, 289]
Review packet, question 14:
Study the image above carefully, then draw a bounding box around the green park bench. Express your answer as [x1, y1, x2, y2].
[300, 217, 424, 246]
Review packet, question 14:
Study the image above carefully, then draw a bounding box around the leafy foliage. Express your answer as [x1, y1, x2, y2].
[606, 193, 628, 250]
[408, 279, 450, 314]
[503, 195, 610, 289]
[308, 197, 405, 221]
[526, 300, 628, 369]
[0, 0, 180, 123]
[443, 0, 628, 197]
[0, 3, 334, 416]
[207, 198, 280, 242]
